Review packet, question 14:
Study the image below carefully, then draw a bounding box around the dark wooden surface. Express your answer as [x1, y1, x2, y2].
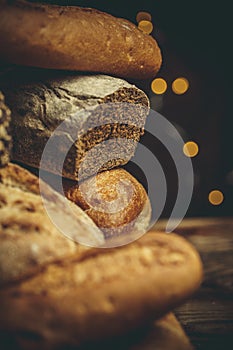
[153, 218, 233, 350]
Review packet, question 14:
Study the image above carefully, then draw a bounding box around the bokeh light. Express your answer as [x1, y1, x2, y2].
[151, 78, 167, 95]
[136, 11, 152, 23]
[172, 77, 189, 95]
[183, 141, 199, 157]
[138, 20, 153, 34]
[208, 190, 224, 205]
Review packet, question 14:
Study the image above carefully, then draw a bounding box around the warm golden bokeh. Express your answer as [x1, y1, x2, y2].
[151, 78, 167, 95]
[183, 141, 199, 157]
[138, 20, 153, 34]
[208, 190, 224, 205]
[172, 77, 189, 95]
[136, 11, 152, 23]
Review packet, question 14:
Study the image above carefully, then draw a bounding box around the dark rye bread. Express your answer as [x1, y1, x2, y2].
[0, 0, 162, 79]
[0, 163, 104, 286]
[0, 232, 202, 349]
[0, 92, 11, 168]
[1, 72, 149, 180]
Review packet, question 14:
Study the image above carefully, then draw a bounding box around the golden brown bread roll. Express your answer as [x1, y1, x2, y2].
[0, 0, 162, 79]
[63, 168, 151, 243]
[0, 232, 203, 349]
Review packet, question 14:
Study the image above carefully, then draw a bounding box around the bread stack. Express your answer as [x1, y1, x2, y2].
[0, 1, 203, 349]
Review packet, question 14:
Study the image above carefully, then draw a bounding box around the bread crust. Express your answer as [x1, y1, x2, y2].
[1, 72, 149, 181]
[0, 0, 162, 79]
[0, 163, 104, 286]
[0, 91, 11, 168]
[0, 232, 202, 349]
[63, 168, 152, 241]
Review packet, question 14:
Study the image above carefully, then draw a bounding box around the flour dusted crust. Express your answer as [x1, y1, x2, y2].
[0, 0, 162, 79]
[1, 72, 149, 180]
[0, 232, 202, 349]
[0, 163, 104, 286]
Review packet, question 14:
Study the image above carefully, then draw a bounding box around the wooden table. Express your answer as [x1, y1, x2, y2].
[152, 218, 233, 350]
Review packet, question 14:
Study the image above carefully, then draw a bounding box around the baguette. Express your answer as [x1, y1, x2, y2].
[0, 232, 203, 349]
[1, 72, 149, 181]
[0, 163, 104, 286]
[0, 0, 162, 79]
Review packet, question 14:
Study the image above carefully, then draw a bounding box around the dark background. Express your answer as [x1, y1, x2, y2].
[28, 1, 233, 218]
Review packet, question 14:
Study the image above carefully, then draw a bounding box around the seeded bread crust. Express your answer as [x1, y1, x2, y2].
[0, 0, 162, 79]
[0, 91, 11, 168]
[0, 163, 104, 286]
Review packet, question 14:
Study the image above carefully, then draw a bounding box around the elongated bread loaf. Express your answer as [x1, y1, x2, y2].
[1, 72, 149, 180]
[0, 232, 202, 349]
[0, 0, 162, 79]
[0, 163, 104, 286]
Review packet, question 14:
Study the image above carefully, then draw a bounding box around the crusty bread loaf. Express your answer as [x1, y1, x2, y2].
[0, 91, 11, 168]
[1, 72, 149, 181]
[0, 313, 193, 350]
[0, 163, 104, 286]
[63, 168, 151, 243]
[130, 313, 193, 350]
[0, 232, 203, 349]
[0, 0, 162, 79]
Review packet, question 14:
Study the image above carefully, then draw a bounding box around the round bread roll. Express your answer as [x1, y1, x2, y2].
[0, 0, 162, 79]
[63, 168, 152, 244]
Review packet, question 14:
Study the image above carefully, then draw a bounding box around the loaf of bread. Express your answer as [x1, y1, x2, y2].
[1, 71, 149, 180]
[0, 313, 193, 350]
[0, 231, 203, 349]
[130, 313, 193, 350]
[0, 0, 162, 79]
[0, 91, 11, 168]
[63, 168, 151, 243]
[0, 163, 105, 286]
